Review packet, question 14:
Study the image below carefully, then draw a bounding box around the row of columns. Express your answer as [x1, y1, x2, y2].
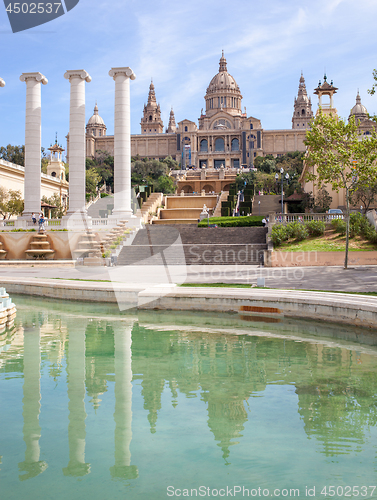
[19, 322, 137, 480]
[1, 68, 136, 221]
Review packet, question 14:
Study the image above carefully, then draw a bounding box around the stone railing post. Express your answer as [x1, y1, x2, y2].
[19, 72, 48, 218]
[108, 67, 136, 219]
[64, 70, 91, 217]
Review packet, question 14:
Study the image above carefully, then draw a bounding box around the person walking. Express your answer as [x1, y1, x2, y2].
[31, 212, 36, 225]
[38, 212, 45, 232]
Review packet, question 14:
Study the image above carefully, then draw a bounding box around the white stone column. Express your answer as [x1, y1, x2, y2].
[108, 67, 136, 219]
[18, 326, 48, 480]
[0, 78, 5, 87]
[110, 322, 138, 479]
[63, 324, 90, 477]
[19, 72, 48, 218]
[64, 70, 91, 217]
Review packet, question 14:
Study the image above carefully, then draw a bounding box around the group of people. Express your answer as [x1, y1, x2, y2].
[31, 212, 46, 231]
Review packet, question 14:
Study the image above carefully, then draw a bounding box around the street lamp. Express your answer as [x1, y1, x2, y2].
[275, 168, 289, 214]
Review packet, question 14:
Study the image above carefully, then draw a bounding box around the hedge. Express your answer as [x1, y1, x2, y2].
[198, 215, 263, 227]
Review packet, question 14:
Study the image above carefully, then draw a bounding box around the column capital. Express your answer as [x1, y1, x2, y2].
[109, 67, 136, 81]
[0, 78, 5, 87]
[64, 70, 91, 83]
[19, 72, 48, 85]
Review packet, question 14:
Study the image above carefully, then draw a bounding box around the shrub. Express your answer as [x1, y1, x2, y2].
[198, 215, 263, 227]
[100, 193, 109, 198]
[271, 225, 288, 247]
[284, 222, 308, 241]
[331, 218, 346, 235]
[305, 220, 325, 237]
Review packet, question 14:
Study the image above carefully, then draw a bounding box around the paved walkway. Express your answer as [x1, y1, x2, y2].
[0, 263, 376, 292]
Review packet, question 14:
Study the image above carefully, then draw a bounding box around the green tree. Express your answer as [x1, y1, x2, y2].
[351, 182, 377, 214]
[0, 145, 25, 165]
[41, 193, 66, 218]
[154, 175, 175, 194]
[304, 112, 377, 268]
[6, 190, 24, 215]
[0, 186, 9, 213]
[86, 168, 101, 198]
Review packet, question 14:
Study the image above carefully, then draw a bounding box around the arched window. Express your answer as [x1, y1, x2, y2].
[51, 171, 56, 177]
[250, 123, 253, 130]
[231, 138, 239, 151]
[185, 126, 188, 132]
[200, 139, 208, 152]
[215, 138, 225, 151]
[302, 109, 306, 115]
[149, 115, 152, 121]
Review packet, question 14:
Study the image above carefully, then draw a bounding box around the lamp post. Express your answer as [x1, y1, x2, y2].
[275, 168, 289, 214]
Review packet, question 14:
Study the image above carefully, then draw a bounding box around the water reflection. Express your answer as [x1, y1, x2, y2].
[0, 297, 377, 493]
[63, 320, 90, 477]
[18, 325, 48, 480]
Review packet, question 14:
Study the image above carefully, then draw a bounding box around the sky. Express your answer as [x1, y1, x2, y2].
[1, 0, 377, 157]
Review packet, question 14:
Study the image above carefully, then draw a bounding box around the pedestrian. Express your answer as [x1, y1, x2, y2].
[262, 217, 267, 227]
[39, 212, 45, 232]
[31, 212, 36, 225]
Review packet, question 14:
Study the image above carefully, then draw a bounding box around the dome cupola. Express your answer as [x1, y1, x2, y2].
[349, 91, 368, 123]
[204, 51, 243, 118]
[86, 103, 107, 137]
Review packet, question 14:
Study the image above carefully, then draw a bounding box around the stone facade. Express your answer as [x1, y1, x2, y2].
[82, 53, 312, 166]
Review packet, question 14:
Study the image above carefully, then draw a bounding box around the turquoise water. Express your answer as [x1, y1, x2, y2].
[1, 296, 377, 500]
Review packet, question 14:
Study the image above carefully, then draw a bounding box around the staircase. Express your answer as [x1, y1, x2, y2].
[213, 191, 229, 217]
[136, 192, 163, 223]
[117, 225, 267, 266]
[153, 195, 218, 225]
[87, 195, 114, 218]
[0, 239, 7, 259]
[25, 233, 55, 260]
[253, 194, 281, 215]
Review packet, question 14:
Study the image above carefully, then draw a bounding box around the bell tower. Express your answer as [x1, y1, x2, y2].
[292, 72, 313, 129]
[140, 80, 164, 134]
[314, 74, 338, 116]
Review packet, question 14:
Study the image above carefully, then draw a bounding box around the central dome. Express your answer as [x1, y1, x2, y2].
[87, 104, 105, 126]
[204, 52, 243, 119]
[206, 52, 241, 95]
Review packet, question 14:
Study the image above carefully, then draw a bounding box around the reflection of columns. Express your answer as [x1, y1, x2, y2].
[18, 327, 48, 480]
[19, 72, 48, 218]
[63, 326, 90, 476]
[108, 67, 136, 218]
[110, 323, 138, 479]
[64, 70, 91, 215]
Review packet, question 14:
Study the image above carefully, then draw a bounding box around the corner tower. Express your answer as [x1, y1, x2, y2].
[141, 80, 164, 134]
[292, 73, 313, 129]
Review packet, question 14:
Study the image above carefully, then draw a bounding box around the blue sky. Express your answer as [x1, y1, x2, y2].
[1, 0, 377, 155]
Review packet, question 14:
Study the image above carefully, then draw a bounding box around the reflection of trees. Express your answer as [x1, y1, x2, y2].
[131, 325, 377, 461]
[296, 345, 377, 456]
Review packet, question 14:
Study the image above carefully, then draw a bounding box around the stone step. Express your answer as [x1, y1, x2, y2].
[118, 243, 265, 266]
[130, 225, 268, 245]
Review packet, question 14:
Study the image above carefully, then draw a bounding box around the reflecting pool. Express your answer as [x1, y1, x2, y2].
[1, 295, 377, 500]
